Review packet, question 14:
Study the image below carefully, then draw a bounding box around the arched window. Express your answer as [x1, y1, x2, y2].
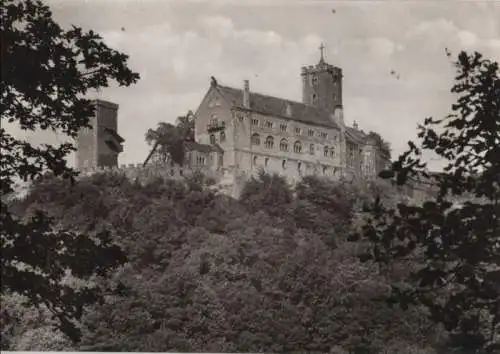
[298, 162, 302, 172]
[210, 114, 218, 125]
[265, 136, 274, 149]
[312, 94, 318, 104]
[253, 156, 258, 165]
[330, 147, 335, 157]
[210, 134, 216, 144]
[220, 131, 226, 142]
[282, 160, 287, 169]
[324, 146, 329, 157]
[265, 158, 269, 167]
[280, 139, 288, 152]
[294, 141, 302, 153]
[251, 133, 260, 146]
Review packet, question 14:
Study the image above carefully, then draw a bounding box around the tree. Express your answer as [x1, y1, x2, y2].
[354, 51, 500, 352]
[1, 0, 139, 341]
[144, 111, 195, 166]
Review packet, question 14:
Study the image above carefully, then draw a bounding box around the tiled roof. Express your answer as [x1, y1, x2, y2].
[345, 127, 367, 143]
[184, 141, 223, 153]
[215, 85, 341, 130]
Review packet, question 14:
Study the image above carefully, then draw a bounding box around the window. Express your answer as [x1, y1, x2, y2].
[324, 146, 329, 157]
[265, 120, 273, 129]
[280, 139, 288, 152]
[309, 143, 314, 155]
[308, 129, 314, 137]
[312, 94, 318, 104]
[252, 118, 259, 126]
[294, 141, 302, 153]
[330, 147, 335, 158]
[196, 155, 206, 165]
[311, 75, 318, 86]
[298, 162, 302, 172]
[265, 136, 274, 149]
[282, 160, 287, 170]
[295, 127, 301, 135]
[220, 131, 226, 142]
[323, 166, 327, 175]
[319, 131, 328, 139]
[280, 123, 287, 132]
[251, 133, 260, 146]
[210, 134, 216, 144]
[253, 156, 258, 165]
[265, 158, 269, 167]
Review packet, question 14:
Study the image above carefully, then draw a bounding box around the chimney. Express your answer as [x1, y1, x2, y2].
[353, 120, 358, 130]
[286, 102, 292, 116]
[243, 80, 250, 109]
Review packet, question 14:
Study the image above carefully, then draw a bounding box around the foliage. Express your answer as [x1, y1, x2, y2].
[355, 51, 500, 353]
[144, 111, 195, 165]
[6, 171, 440, 352]
[1, 293, 73, 351]
[1, 0, 139, 341]
[367, 131, 392, 160]
[239, 170, 294, 218]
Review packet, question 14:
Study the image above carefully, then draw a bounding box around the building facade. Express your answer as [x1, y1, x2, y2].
[76, 50, 390, 186]
[190, 51, 390, 182]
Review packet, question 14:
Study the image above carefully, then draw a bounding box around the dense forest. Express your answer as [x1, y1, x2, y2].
[2, 172, 442, 353]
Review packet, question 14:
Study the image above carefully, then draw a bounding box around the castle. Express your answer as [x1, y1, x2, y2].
[76, 46, 392, 195]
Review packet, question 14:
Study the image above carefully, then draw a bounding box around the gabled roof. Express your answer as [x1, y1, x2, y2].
[214, 85, 341, 130]
[184, 141, 223, 153]
[345, 126, 367, 144]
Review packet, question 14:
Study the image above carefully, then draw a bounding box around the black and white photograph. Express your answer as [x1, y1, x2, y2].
[1, 0, 499, 352]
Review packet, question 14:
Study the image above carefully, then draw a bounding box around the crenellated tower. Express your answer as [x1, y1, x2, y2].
[301, 43, 343, 113]
[76, 99, 124, 170]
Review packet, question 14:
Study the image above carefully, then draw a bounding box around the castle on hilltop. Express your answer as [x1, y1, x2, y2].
[76, 45, 392, 194]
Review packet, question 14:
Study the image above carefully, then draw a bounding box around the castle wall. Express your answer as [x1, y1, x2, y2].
[76, 110, 98, 170]
[194, 87, 236, 168]
[76, 100, 120, 170]
[233, 110, 344, 176]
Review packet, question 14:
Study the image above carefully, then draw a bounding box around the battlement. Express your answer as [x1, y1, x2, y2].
[301, 63, 339, 75]
[78, 162, 227, 180]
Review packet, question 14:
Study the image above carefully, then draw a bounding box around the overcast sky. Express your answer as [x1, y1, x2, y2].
[16, 0, 500, 170]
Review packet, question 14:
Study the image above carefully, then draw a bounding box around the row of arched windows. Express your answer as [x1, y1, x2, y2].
[251, 133, 336, 158]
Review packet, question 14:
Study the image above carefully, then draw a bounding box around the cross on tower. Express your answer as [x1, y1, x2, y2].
[319, 42, 326, 62]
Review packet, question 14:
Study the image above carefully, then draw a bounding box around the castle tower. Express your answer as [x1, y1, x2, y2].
[76, 99, 124, 170]
[301, 43, 343, 112]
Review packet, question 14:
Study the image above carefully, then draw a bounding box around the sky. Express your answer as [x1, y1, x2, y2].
[13, 0, 500, 170]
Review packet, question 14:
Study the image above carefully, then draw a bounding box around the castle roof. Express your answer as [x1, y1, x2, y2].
[215, 85, 341, 130]
[184, 141, 223, 153]
[345, 126, 367, 144]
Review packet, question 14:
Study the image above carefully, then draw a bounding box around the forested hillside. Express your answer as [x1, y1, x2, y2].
[2, 172, 442, 353]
